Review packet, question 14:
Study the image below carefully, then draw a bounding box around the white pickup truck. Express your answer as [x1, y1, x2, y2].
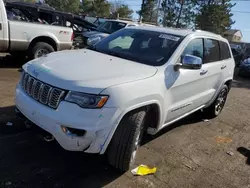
[0, 0, 73, 59]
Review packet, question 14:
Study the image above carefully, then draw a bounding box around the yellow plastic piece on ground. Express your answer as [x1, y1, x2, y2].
[215, 136, 233, 144]
[131, 165, 157, 176]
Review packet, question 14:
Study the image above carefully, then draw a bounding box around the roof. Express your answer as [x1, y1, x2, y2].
[124, 26, 225, 40]
[107, 20, 157, 27]
[107, 19, 135, 24]
[126, 26, 194, 36]
[224, 29, 243, 37]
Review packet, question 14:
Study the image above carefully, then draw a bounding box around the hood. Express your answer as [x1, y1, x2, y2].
[82, 31, 109, 38]
[240, 58, 250, 67]
[23, 49, 158, 94]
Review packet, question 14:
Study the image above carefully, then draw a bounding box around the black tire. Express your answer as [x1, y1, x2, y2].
[108, 109, 147, 171]
[29, 42, 54, 59]
[203, 85, 229, 118]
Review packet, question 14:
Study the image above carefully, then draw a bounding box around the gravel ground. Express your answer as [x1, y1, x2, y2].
[0, 56, 250, 188]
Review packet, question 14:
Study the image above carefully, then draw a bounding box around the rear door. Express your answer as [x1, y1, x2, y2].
[219, 41, 235, 80]
[200, 38, 224, 105]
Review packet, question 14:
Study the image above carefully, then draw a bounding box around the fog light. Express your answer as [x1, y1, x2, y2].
[61, 126, 68, 133]
[61, 125, 86, 137]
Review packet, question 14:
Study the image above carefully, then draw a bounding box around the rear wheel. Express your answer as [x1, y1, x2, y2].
[108, 109, 147, 171]
[29, 42, 55, 59]
[203, 85, 229, 118]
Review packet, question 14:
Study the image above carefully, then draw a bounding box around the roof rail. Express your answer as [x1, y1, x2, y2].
[195, 29, 222, 37]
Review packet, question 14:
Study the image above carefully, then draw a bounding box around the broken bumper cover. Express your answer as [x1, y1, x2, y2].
[15, 84, 120, 153]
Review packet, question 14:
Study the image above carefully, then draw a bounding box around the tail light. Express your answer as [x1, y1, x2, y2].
[71, 32, 74, 41]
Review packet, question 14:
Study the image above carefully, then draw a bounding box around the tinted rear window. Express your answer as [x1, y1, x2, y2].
[204, 39, 220, 63]
[220, 41, 231, 60]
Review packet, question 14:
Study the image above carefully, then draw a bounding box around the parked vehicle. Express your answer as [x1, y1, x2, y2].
[83, 16, 108, 26]
[5, 1, 97, 50]
[239, 56, 250, 77]
[15, 27, 234, 171]
[0, 0, 73, 59]
[231, 47, 243, 67]
[68, 16, 97, 48]
[81, 19, 155, 47]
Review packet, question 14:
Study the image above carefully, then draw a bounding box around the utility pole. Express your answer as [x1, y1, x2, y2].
[139, 0, 145, 22]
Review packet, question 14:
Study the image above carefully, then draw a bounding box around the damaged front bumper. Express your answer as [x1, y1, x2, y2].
[15, 84, 121, 154]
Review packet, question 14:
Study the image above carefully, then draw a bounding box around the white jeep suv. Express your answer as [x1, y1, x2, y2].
[15, 27, 235, 171]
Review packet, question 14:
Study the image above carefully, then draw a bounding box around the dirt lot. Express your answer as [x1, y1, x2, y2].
[0, 57, 250, 188]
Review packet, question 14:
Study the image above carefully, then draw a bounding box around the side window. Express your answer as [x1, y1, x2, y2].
[108, 36, 133, 50]
[182, 38, 203, 59]
[204, 39, 220, 63]
[219, 41, 232, 60]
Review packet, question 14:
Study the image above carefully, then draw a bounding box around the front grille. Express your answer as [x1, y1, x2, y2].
[21, 72, 65, 109]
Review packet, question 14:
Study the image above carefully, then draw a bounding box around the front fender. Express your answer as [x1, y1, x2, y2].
[99, 99, 163, 154]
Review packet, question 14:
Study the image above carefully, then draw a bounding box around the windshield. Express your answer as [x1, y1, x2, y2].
[97, 21, 127, 34]
[92, 28, 183, 66]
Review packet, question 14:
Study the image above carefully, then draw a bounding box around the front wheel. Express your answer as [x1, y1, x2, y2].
[108, 109, 147, 171]
[203, 85, 229, 118]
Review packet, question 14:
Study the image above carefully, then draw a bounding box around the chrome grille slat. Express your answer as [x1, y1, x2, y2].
[27, 77, 35, 96]
[39, 85, 52, 104]
[33, 81, 42, 100]
[20, 73, 65, 109]
[48, 88, 65, 108]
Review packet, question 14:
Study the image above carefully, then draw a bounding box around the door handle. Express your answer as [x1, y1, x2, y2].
[0, 23, 2, 30]
[221, 65, 227, 70]
[200, 70, 208, 75]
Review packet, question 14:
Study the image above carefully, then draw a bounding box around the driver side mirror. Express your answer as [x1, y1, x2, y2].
[174, 54, 202, 71]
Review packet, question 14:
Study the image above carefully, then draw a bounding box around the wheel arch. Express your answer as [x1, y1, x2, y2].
[100, 101, 162, 154]
[28, 36, 58, 52]
[224, 79, 233, 91]
[205, 78, 233, 108]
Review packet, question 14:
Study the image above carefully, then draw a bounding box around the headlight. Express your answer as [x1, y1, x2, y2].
[65, 91, 108, 108]
[87, 36, 103, 46]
